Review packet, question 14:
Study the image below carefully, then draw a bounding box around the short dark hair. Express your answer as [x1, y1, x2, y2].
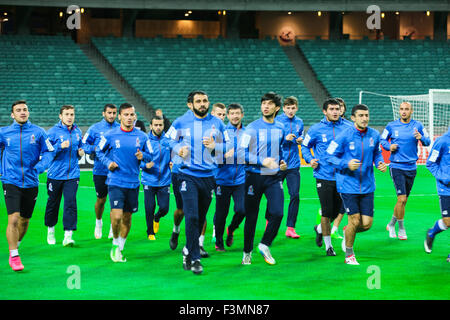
[335, 97, 346, 111]
[187, 90, 208, 103]
[261, 92, 282, 108]
[119, 103, 134, 114]
[60, 105, 75, 114]
[134, 119, 146, 132]
[322, 98, 341, 111]
[351, 104, 369, 116]
[11, 100, 27, 112]
[151, 115, 164, 124]
[227, 103, 244, 113]
[103, 103, 117, 112]
[283, 96, 298, 107]
[212, 103, 226, 110]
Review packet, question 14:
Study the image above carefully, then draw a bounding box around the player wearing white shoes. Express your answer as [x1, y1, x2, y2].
[381, 102, 430, 240]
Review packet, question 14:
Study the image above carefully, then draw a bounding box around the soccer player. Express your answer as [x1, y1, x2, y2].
[381, 101, 430, 240]
[154, 108, 171, 133]
[275, 96, 303, 238]
[44, 105, 84, 247]
[96, 103, 152, 263]
[82, 104, 120, 239]
[165, 90, 227, 274]
[214, 103, 246, 251]
[141, 116, 172, 240]
[424, 127, 449, 256]
[211, 103, 227, 122]
[0, 100, 54, 271]
[240, 92, 288, 265]
[302, 98, 350, 256]
[326, 104, 387, 265]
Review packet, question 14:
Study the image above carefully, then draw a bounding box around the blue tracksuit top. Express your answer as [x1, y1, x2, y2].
[276, 113, 304, 169]
[301, 117, 352, 181]
[140, 131, 172, 187]
[426, 128, 450, 196]
[380, 119, 431, 170]
[46, 121, 83, 180]
[215, 123, 246, 186]
[326, 125, 384, 194]
[82, 119, 120, 176]
[239, 117, 287, 175]
[96, 126, 152, 189]
[165, 111, 228, 178]
[0, 120, 54, 188]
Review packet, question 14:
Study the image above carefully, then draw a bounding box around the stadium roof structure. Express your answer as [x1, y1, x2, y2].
[1, 0, 450, 11]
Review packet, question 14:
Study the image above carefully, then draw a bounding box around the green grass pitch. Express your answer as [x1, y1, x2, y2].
[0, 166, 448, 300]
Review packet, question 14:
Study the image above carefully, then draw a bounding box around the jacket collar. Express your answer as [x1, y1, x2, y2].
[12, 120, 31, 129]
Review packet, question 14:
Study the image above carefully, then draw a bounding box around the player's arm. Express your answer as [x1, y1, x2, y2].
[380, 124, 394, 152]
[373, 135, 387, 172]
[426, 138, 450, 185]
[165, 121, 188, 159]
[140, 136, 153, 163]
[34, 130, 56, 174]
[300, 131, 315, 164]
[238, 128, 260, 166]
[325, 133, 348, 170]
[95, 134, 115, 170]
[81, 126, 96, 154]
[417, 124, 431, 146]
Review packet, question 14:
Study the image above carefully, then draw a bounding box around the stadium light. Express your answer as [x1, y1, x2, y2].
[223, 10, 226, 15]
[288, 11, 292, 15]
[317, 11, 322, 17]
[59, 11, 63, 18]
[81, 8, 84, 13]
[395, 11, 399, 15]
[184, 13, 189, 17]
[381, 12, 385, 18]
[218, 10, 221, 15]
[426, 11, 431, 16]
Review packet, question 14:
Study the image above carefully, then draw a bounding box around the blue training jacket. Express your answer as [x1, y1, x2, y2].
[82, 119, 120, 176]
[275, 113, 304, 169]
[96, 126, 152, 189]
[380, 119, 431, 170]
[215, 123, 246, 186]
[140, 131, 172, 187]
[0, 120, 54, 188]
[326, 125, 384, 194]
[46, 121, 83, 180]
[301, 116, 352, 181]
[426, 128, 450, 196]
[165, 111, 228, 178]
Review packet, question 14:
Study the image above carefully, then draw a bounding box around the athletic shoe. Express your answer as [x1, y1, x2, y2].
[341, 226, 347, 253]
[386, 223, 397, 238]
[242, 252, 252, 265]
[314, 225, 323, 247]
[148, 234, 156, 241]
[110, 245, 126, 263]
[200, 246, 209, 258]
[225, 227, 234, 247]
[211, 226, 216, 244]
[285, 227, 300, 239]
[94, 225, 102, 239]
[326, 247, 337, 256]
[169, 232, 179, 250]
[153, 221, 160, 234]
[47, 229, 56, 245]
[447, 254, 450, 263]
[398, 228, 407, 240]
[258, 243, 276, 265]
[331, 229, 343, 239]
[345, 254, 359, 265]
[191, 260, 203, 275]
[9, 254, 24, 271]
[182, 250, 191, 270]
[424, 231, 434, 253]
[63, 235, 75, 247]
[108, 225, 113, 239]
[215, 245, 226, 252]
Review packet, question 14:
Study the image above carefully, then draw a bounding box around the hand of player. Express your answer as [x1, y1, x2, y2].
[262, 157, 278, 170]
[296, 136, 303, 145]
[108, 162, 119, 171]
[60, 140, 70, 149]
[377, 161, 387, 172]
[310, 158, 319, 169]
[135, 148, 143, 161]
[390, 144, 398, 152]
[280, 160, 287, 171]
[224, 148, 234, 159]
[146, 161, 155, 169]
[178, 146, 189, 159]
[285, 133, 296, 141]
[78, 148, 85, 157]
[413, 128, 422, 140]
[348, 159, 361, 171]
[203, 132, 215, 150]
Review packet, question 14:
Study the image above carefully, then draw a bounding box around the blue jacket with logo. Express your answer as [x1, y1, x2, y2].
[326, 125, 384, 194]
[46, 121, 83, 180]
[301, 117, 352, 181]
[82, 119, 120, 176]
[426, 128, 450, 196]
[0, 120, 54, 188]
[140, 131, 172, 187]
[380, 119, 431, 170]
[96, 126, 152, 189]
[215, 123, 246, 186]
[276, 113, 304, 169]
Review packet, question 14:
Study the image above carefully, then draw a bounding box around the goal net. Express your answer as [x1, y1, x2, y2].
[359, 89, 450, 164]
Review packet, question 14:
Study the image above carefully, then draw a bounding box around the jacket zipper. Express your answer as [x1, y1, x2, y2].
[158, 140, 161, 184]
[20, 126, 24, 187]
[68, 129, 72, 179]
[232, 127, 240, 184]
[360, 133, 364, 193]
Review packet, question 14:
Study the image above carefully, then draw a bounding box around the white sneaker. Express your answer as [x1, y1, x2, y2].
[258, 243, 276, 265]
[47, 229, 56, 245]
[63, 235, 75, 247]
[341, 227, 346, 253]
[94, 225, 102, 239]
[242, 252, 252, 265]
[108, 225, 113, 239]
[398, 228, 407, 240]
[386, 224, 397, 238]
[345, 254, 360, 265]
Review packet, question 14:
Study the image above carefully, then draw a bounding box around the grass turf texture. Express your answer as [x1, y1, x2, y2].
[0, 166, 448, 300]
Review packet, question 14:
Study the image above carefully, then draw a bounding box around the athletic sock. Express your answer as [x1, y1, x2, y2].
[317, 224, 322, 234]
[48, 226, 55, 233]
[389, 215, 398, 227]
[113, 237, 119, 246]
[96, 219, 102, 227]
[345, 247, 354, 258]
[397, 219, 405, 230]
[199, 235, 205, 247]
[428, 219, 448, 238]
[173, 225, 180, 234]
[324, 236, 332, 250]
[118, 236, 126, 251]
[331, 226, 338, 234]
[10, 249, 19, 257]
[64, 230, 73, 238]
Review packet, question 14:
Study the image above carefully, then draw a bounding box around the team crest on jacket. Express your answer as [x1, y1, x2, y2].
[322, 134, 327, 142]
[180, 181, 187, 192]
[216, 186, 221, 196]
[349, 141, 355, 150]
[248, 185, 254, 195]
[369, 137, 374, 147]
[30, 134, 36, 144]
[115, 139, 121, 148]
[136, 137, 140, 147]
[6, 138, 11, 146]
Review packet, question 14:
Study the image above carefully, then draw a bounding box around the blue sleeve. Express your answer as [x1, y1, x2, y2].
[141, 135, 153, 163]
[82, 126, 97, 154]
[240, 128, 262, 167]
[419, 123, 431, 147]
[301, 129, 315, 164]
[165, 121, 184, 156]
[380, 124, 392, 151]
[95, 134, 113, 169]
[325, 133, 348, 170]
[34, 130, 56, 174]
[373, 134, 385, 165]
[426, 138, 450, 185]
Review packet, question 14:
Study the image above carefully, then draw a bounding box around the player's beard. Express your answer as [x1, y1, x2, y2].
[193, 106, 209, 118]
